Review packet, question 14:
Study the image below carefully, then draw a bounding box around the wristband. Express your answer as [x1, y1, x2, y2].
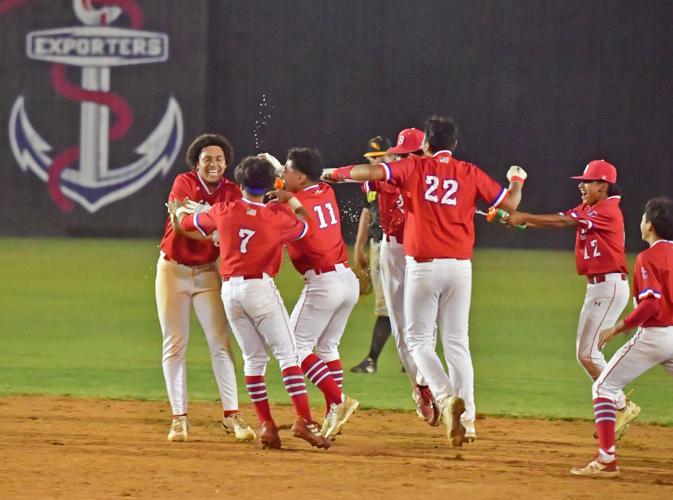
[288, 197, 302, 210]
[332, 165, 355, 181]
[510, 176, 525, 184]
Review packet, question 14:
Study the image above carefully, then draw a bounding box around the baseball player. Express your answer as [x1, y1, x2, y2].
[351, 136, 396, 375]
[503, 160, 639, 437]
[363, 128, 439, 427]
[156, 133, 255, 443]
[174, 155, 331, 450]
[324, 116, 526, 447]
[571, 197, 673, 478]
[274, 147, 360, 440]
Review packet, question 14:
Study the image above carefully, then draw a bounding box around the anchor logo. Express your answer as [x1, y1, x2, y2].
[8, 0, 183, 213]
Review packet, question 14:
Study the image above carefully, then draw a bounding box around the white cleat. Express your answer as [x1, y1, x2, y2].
[439, 396, 466, 448]
[167, 415, 189, 442]
[322, 396, 360, 440]
[571, 458, 620, 478]
[462, 419, 476, 443]
[615, 400, 640, 440]
[222, 413, 257, 442]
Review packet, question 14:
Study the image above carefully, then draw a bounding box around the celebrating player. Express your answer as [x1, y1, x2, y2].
[173, 155, 331, 451]
[156, 133, 255, 443]
[323, 116, 526, 447]
[351, 136, 396, 375]
[503, 160, 639, 437]
[276, 147, 360, 440]
[571, 197, 673, 478]
[363, 128, 439, 427]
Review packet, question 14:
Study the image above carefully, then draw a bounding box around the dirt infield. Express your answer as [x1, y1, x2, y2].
[1, 397, 672, 499]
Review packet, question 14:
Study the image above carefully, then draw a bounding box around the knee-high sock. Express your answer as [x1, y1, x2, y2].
[282, 366, 312, 422]
[245, 375, 272, 424]
[302, 353, 343, 411]
[368, 316, 391, 361]
[594, 397, 617, 463]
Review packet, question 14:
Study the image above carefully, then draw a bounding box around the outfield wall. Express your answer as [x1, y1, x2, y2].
[2, 0, 672, 251]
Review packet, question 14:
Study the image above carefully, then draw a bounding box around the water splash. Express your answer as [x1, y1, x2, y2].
[253, 92, 273, 151]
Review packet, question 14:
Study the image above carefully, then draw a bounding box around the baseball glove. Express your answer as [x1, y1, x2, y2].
[353, 264, 373, 296]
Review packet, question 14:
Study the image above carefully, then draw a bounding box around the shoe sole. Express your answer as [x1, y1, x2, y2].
[570, 468, 621, 478]
[464, 433, 476, 443]
[615, 407, 641, 440]
[167, 434, 187, 442]
[447, 397, 466, 448]
[329, 399, 360, 439]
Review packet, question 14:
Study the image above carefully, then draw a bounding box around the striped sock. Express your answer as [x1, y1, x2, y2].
[593, 397, 617, 463]
[282, 366, 312, 422]
[301, 354, 343, 409]
[245, 375, 272, 424]
[326, 359, 344, 390]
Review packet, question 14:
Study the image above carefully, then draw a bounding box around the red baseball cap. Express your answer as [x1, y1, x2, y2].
[387, 128, 425, 155]
[571, 159, 617, 184]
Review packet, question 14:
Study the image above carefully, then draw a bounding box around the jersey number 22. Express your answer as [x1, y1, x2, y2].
[424, 175, 458, 205]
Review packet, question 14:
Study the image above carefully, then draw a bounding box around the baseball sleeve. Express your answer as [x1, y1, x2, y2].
[181, 207, 219, 237]
[562, 204, 593, 230]
[277, 211, 310, 242]
[623, 254, 662, 327]
[474, 166, 507, 209]
[169, 174, 192, 202]
[382, 157, 416, 189]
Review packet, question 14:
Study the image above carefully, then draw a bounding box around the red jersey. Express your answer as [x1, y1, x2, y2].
[181, 198, 309, 278]
[628, 240, 673, 327]
[363, 181, 405, 243]
[160, 171, 241, 266]
[382, 151, 506, 259]
[562, 196, 628, 276]
[282, 183, 349, 274]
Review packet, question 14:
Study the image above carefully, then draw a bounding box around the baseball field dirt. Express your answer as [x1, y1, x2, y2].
[1, 396, 672, 499]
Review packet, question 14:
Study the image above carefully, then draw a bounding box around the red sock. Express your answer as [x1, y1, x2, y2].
[302, 354, 343, 409]
[593, 397, 617, 462]
[326, 359, 344, 390]
[245, 375, 272, 424]
[282, 366, 312, 422]
[223, 410, 239, 418]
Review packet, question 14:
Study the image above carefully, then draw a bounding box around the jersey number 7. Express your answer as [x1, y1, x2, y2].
[238, 228, 256, 253]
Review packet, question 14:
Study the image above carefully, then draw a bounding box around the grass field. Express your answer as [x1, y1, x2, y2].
[1, 237, 671, 424]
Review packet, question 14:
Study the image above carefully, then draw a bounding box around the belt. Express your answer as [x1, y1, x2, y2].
[223, 273, 265, 282]
[306, 262, 350, 277]
[412, 257, 434, 263]
[587, 272, 627, 284]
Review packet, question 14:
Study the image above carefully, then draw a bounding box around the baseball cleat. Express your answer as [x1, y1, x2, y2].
[167, 415, 189, 442]
[463, 419, 477, 443]
[439, 396, 466, 448]
[292, 418, 331, 449]
[350, 357, 376, 374]
[323, 396, 360, 440]
[222, 413, 257, 442]
[615, 400, 640, 440]
[413, 386, 440, 427]
[571, 458, 620, 478]
[259, 420, 281, 450]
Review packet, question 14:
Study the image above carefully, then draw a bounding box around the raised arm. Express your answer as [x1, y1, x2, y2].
[322, 164, 387, 182]
[503, 211, 577, 229]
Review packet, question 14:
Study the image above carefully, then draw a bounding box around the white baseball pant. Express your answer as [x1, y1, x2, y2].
[404, 257, 476, 420]
[155, 254, 238, 416]
[221, 275, 300, 376]
[577, 275, 630, 408]
[380, 236, 427, 387]
[593, 325, 673, 401]
[291, 264, 359, 363]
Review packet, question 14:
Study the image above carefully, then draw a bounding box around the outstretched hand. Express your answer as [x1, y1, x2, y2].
[598, 325, 620, 351]
[501, 210, 527, 227]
